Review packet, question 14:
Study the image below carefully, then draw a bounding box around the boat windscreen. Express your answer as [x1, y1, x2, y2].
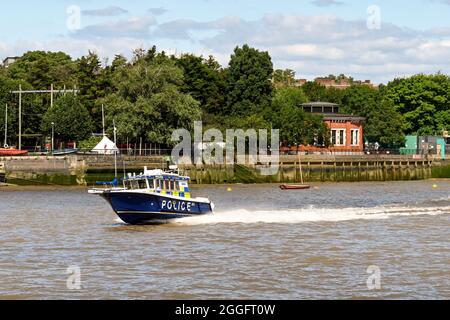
[169, 180, 177, 191]
[138, 179, 147, 189]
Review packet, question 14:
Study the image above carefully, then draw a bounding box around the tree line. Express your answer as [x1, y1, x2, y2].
[0, 45, 449, 149]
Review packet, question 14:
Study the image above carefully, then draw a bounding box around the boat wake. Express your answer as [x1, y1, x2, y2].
[172, 204, 450, 226]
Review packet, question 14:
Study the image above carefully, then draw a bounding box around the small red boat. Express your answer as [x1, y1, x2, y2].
[280, 184, 311, 190]
[0, 148, 29, 156]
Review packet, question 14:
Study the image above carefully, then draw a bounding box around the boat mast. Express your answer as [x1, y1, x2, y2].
[113, 119, 118, 180]
[298, 152, 304, 184]
[3, 104, 7, 148]
[102, 104, 105, 136]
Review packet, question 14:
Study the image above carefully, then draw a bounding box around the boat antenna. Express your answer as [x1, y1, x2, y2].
[113, 119, 118, 181]
[4, 104, 7, 148]
[122, 159, 126, 180]
[298, 151, 304, 184]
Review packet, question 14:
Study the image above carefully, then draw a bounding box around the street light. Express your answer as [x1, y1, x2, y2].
[51, 122, 55, 154]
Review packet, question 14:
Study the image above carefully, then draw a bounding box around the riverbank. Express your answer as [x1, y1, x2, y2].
[1, 178, 449, 193]
[0, 184, 87, 191]
[1, 155, 449, 186]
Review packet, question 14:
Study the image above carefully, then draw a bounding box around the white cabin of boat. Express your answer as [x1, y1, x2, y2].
[123, 167, 192, 199]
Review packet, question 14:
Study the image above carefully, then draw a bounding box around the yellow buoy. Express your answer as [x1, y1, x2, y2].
[432, 184, 438, 189]
[227, 187, 232, 192]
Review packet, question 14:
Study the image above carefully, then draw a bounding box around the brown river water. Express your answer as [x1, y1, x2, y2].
[0, 180, 449, 299]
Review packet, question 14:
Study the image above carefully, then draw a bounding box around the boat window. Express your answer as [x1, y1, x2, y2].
[148, 179, 154, 189]
[138, 179, 147, 189]
[156, 179, 163, 190]
[131, 180, 139, 189]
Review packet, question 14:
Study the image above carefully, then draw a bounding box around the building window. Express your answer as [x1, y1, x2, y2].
[350, 129, 359, 146]
[331, 129, 346, 146]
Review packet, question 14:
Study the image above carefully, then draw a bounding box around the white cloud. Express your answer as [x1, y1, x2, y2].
[3, 12, 450, 84]
[310, 0, 344, 7]
[73, 16, 157, 38]
[148, 7, 168, 16]
[82, 6, 128, 17]
[158, 13, 450, 83]
[428, 0, 450, 5]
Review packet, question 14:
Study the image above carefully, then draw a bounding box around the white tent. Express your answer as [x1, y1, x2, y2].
[91, 136, 119, 155]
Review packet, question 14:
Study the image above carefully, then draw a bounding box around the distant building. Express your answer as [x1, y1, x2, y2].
[293, 77, 379, 90]
[314, 77, 352, 90]
[401, 135, 446, 160]
[444, 131, 450, 157]
[299, 102, 366, 153]
[2, 56, 20, 68]
[314, 77, 378, 90]
[293, 79, 307, 87]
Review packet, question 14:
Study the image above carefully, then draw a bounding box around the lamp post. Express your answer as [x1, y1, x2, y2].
[51, 122, 55, 154]
[113, 120, 118, 180]
[4, 104, 7, 148]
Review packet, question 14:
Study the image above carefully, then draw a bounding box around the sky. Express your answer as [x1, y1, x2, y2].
[1, 0, 450, 83]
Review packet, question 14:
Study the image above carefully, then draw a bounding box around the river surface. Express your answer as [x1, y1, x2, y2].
[0, 180, 449, 299]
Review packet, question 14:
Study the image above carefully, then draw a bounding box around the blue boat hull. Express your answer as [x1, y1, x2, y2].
[101, 191, 213, 224]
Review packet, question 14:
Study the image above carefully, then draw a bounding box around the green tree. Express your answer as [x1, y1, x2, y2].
[175, 54, 225, 114]
[272, 87, 308, 111]
[365, 99, 406, 147]
[101, 49, 202, 145]
[41, 94, 93, 141]
[0, 75, 21, 146]
[224, 114, 272, 131]
[0, 76, 42, 146]
[226, 44, 274, 115]
[302, 81, 343, 103]
[271, 87, 329, 146]
[273, 69, 296, 88]
[75, 52, 115, 132]
[340, 85, 405, 147]
[8, 51, 76, 89]
[302, 81, 327, 102]
[383, 73, 450, 135]
[78, 136, 103, 150]
[6, 51, 78, 145]
[111, 54, 128, 71]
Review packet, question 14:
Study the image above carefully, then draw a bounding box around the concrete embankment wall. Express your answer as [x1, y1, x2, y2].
[181, 155, 442, 184]
[0, 155, 166, 185]
[0, 155, 448, 185]
[1, 156, 87, 185]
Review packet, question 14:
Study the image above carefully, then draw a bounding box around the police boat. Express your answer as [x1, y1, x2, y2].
[89, 166, 214, 224]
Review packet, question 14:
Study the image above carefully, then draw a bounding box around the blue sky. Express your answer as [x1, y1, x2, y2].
[1, 0, 450, 83]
